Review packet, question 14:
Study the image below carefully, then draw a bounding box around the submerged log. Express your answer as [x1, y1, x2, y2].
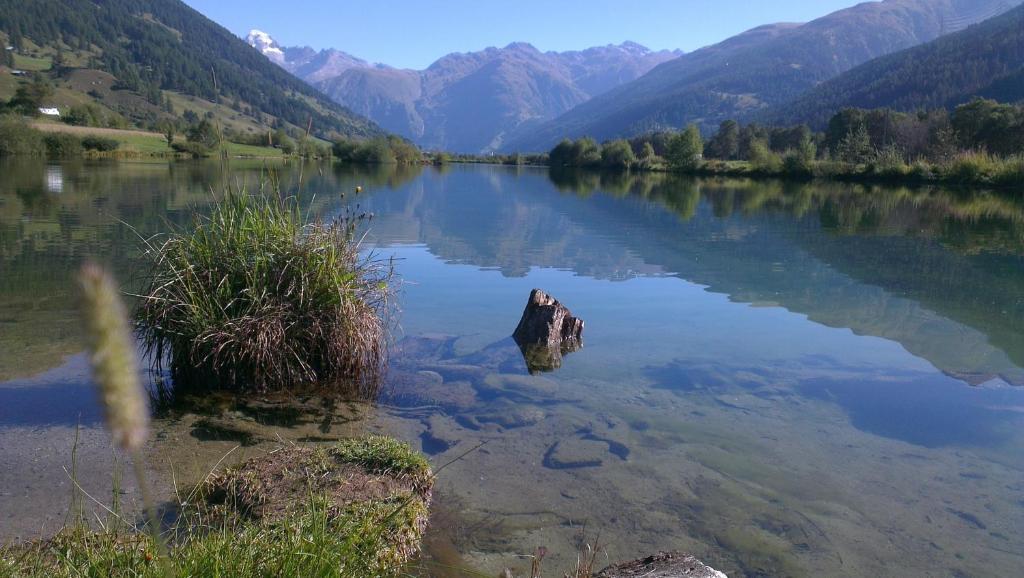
[512, 289, 584, 373]
[596, 552, 728, 578]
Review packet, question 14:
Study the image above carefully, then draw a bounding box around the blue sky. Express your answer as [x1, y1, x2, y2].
[184, 0, 862, 69]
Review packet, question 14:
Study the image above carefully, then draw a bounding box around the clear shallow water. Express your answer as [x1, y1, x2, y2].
[1, 160, 1023, 577]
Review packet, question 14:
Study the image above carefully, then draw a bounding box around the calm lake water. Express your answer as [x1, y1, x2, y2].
[1, 159, 1023, 577]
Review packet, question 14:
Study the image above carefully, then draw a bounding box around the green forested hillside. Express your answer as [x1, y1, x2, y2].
[763, 5, 1024, 128]
[507, 0, 1023, 152]
[0, 0, 383, 140]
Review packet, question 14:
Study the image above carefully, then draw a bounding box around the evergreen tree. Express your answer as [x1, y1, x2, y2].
[707, 120, 740, 160]
[53, 44, 65, 74]
[8, 75, 54, 115]
[836, 125, 873, 164]
[797, 132, 818, 164]
[549, 139, 574, 167]
[187, 119, 221, 150]
[161, 122, 175, 146]
[738, 124, 769, 160]
[0, 0, 381, 139]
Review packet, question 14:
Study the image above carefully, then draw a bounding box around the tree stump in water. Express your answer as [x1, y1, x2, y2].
[512, 289, 584, 373]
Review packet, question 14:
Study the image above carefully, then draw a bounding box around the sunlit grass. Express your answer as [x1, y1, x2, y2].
[223, 141, 285, 158]
[12, 53, 52, 71]
[0, 438, 433, 578]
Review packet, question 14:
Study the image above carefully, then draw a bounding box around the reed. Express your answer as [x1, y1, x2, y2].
[942, 150, 1000, 183]
[135, 189, 392, 395]
[76, 262, 167, 570]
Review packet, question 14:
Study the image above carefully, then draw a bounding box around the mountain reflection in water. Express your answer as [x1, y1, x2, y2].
[1, 160, 1022, 577]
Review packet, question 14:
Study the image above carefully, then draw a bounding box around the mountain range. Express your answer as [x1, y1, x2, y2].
[506, 0, 1024, 152]
[247, 31, 680, 152]
[0, 0, 382, 141]
[761, 4, 1024, 128]
[5, 0, 1020, 153]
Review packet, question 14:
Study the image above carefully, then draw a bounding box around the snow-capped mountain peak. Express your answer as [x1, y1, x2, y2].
[246, 29, 284, 63]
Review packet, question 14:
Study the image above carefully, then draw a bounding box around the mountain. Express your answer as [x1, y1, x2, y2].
[246, 29, 377, 84]
[248, 32, 680, 152]
[761, 5, 1024, 128]
[0, 1, 382, 140]
[245, 29, 287, 64]
[508, 0, 1024, 152]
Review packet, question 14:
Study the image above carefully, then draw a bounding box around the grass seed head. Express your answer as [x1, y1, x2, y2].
[78, 262, 149, 452]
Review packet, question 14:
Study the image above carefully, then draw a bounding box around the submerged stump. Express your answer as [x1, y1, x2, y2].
[512, 289, 584, 373]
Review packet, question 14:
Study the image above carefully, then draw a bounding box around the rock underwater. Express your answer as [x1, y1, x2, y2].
[596, 552, 728, 578]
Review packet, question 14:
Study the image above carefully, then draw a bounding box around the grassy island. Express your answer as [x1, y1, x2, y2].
[136, 191, 392, 395]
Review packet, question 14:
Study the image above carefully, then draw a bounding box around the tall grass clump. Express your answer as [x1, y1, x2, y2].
[867, 145, 912, 179]
[993, 154, 1024, 186]
[943, 150, 999, 184]
[136, 190, 392, 395]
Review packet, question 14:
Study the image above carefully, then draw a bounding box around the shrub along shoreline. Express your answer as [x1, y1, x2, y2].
[645, 152, 1024, 189]
[543, 98, 1024, 189]
[5, 97, 1024, 190]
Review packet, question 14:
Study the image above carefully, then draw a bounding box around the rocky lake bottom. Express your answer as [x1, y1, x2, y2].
[2, 161, 1023, 577]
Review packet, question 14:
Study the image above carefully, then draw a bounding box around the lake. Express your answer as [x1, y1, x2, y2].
[1, 159, 1022, 577]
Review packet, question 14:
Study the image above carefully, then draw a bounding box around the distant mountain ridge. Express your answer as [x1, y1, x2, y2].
[508, 0, 1024, 152]
[246, 29, 383, 83]
[247, 31, 681, 152]
[760, 4, 1024, 127]
[0, 2, 382, 140]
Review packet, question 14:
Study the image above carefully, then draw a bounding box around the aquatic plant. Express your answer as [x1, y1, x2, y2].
[993, 154, 1024, 186]
[943, 150, 999, 184]
[499, 535, 606, 578]
[135, 189, 392, 395]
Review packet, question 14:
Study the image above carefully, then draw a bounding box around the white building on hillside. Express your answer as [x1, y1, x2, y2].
[38, 107, 60, 117]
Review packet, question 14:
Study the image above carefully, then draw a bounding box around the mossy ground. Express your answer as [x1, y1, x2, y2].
[0, 437, 432, 578]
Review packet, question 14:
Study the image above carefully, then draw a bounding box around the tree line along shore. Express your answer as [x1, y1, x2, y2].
[3, 73, 1023, 189]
